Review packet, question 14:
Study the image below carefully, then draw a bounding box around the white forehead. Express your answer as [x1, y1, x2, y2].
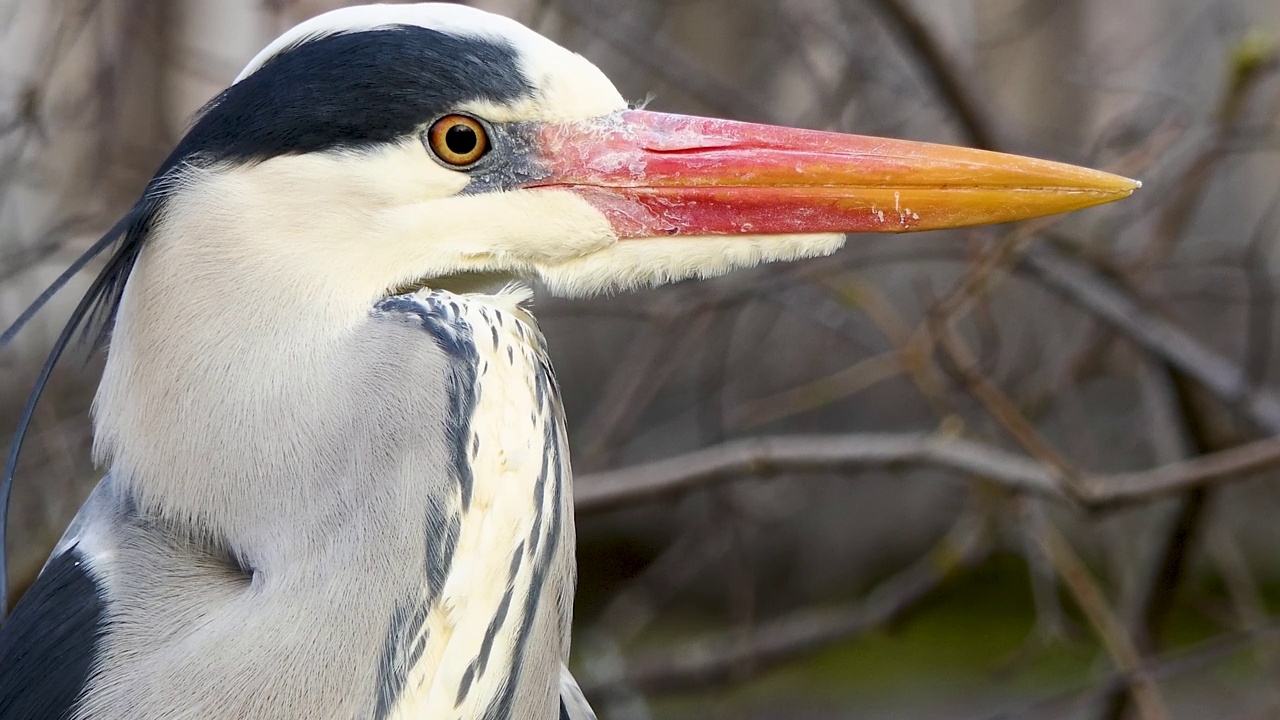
[236, 3, 625, 121]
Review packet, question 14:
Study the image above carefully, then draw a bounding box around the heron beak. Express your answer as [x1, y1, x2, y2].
[534, 110, 1138, 237]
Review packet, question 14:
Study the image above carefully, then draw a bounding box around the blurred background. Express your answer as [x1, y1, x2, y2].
[2, 0, 1279, 718]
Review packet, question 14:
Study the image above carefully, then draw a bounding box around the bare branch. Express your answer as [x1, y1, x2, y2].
[864, 0, 1001, 149]
[931, 314, 1085, 490]
[575, 304, 714, 470]
[859, 0, 1280, 448]
[551, 0, 776, 121]
[728, 351, 901, 430]
[1023, 244, 1280, 435]
[584, 513, 991, 697]
[993, 622, 1280, 720]
[574, 431, 1280, 514]
[574, 433, 1061, 516]
[1092, 432, 1280, 502]
[1037, 522, 1169, 720]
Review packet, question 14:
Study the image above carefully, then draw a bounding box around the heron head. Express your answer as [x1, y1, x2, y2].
[129, 2, 1136, 314]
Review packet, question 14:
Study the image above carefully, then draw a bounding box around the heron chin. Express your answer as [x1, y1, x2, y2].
[0, 4, 1137, 719]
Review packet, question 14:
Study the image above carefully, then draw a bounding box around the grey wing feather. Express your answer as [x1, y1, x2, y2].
[559, 665, 597, 720]
[0, 543, 106, 720]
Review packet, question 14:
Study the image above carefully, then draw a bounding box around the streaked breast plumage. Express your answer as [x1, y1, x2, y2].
[375, 287, 575, 719]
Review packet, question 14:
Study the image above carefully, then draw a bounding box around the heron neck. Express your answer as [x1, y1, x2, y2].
[85, 284, 577, 718]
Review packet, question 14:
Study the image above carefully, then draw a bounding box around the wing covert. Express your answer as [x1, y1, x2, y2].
[0, 544, 105, 720]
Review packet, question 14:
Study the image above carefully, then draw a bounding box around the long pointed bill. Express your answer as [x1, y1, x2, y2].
[532, 110, 1138, 237]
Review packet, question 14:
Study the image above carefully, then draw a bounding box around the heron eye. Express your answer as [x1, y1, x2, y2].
[427, 114, 489, 167]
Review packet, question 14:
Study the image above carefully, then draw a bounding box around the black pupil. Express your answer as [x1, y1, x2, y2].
[445, 124, 478, 155]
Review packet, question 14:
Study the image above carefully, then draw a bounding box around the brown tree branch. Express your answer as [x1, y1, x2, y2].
[574, 433, 1061, 516]
[552, 0, 776, 121]
[728, 351, 902, 430]
[574, 431, 1280, 515]
[933, 314, 1170, 720]
[865, 0, 1001, 150]
[575, 304, 715, 470]
[1023, 244, 1280, 435]
[1038, 522, 1169, 720]
[992, 621, 1280, 720]
[584, 513, 991, 698]
[863, 0, 1280, 444]
[931, 315, 1084, 489]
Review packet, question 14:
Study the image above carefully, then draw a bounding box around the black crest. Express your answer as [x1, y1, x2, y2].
[172, 25, 533, 166]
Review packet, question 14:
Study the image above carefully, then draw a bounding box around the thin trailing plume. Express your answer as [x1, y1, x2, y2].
[0, 200, 158, 614]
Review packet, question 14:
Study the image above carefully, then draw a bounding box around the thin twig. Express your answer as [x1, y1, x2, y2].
[728, 352, 901, 429]
[585, 513, 991, 697]
[865, 0, 1001, 150]
[931, 316, 1084, 490]
[1037, 523, 1169, 720]
[1023, 244, 1280, 435]
[934, 309, 1167, 720]
[576, 305, 714, 470]
[552, 0, 776, 120]
[990, 621, 1280, 720]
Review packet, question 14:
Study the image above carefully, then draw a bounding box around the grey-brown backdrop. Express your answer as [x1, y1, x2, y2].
[2, 1, 1279, 718]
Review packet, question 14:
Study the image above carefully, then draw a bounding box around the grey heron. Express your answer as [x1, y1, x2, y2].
[0, 3, 1137, 719]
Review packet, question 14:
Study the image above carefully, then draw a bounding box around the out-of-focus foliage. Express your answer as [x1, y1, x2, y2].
[2, 1, 1279, 718]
